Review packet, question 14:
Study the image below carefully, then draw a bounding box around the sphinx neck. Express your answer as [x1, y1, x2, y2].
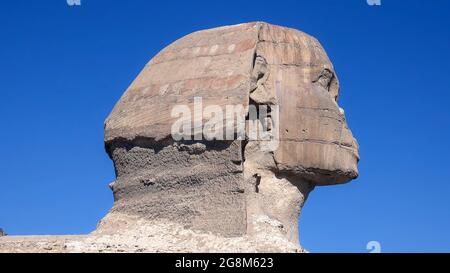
[104, 138, 247, 237]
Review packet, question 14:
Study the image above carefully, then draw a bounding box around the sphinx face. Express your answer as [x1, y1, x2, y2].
[268, 54, 359, 186]
[249, 23, 359, 186]
[274, 67, 359, 185]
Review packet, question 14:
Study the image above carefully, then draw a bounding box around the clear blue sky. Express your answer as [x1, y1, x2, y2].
[1, 0, 449, 253]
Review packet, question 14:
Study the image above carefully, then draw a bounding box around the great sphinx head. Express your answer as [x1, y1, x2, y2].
[100, 22, 359, 251]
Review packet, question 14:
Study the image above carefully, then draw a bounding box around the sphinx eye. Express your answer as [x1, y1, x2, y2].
[315, 69, 334, 91]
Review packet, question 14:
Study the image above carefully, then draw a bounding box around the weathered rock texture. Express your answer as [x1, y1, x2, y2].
[0, 22, 359, 253]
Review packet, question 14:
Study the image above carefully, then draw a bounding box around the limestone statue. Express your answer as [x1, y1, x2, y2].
[0, 22, 359, 253]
